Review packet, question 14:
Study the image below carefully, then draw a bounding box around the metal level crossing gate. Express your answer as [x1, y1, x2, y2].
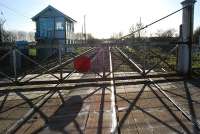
[0, 43, 199, 133]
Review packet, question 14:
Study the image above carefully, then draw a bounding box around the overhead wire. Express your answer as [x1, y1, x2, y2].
[0, 2, 35, 32]
[120, 5, 189, 40]
[0, 2, 30, 19]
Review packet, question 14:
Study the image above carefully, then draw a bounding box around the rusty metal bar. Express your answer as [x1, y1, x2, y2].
[0, 41, 190, 51]
[149, 84, 192, 134]
[116, 93, 183, 133]
[62, 70, 76, 80]
[12, 47, 17, 82]
[184, 81, 200, 133]
[0, 77, 184, 94]
[117, 83, 146, 132]
[0, 92, 50, 113]
[0, 93, 9, 111]
[16, 49, 60, 80]
[0, 71, 15, 82]
[0, 72, 177, 87]
[7, 90, 56, 134]
[97, 87, 105, 133]
[22, 48, 94, 82]
[116, 47, 144, 75]
[15, 92, 48, 122]
[149, 78, 200, 129]
[115, 47, 200, 131]
[0, 50, 11, 61]
[58, 44, 63, 79]
[147, 46, 178, 73]
[6, 70, 74, 134]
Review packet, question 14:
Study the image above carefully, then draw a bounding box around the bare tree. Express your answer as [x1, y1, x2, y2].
[1, 13, 34, 43]
[17, 31, 27, 40]
[0, 18, 17, 43]
[162, 29, 176, 37]
[75, 33, 83, 41]
[129, 18, 146, 41]
[0, 18, 6, 43]
[27, 32, 35, 41]
[6, 31, 35, 41]
[155, 29, 163, 37]
[110, 32, 123, 39]
[129, 24, 135, 39]
[155, 29, 176, 38]
[135, 18, 146, 38]
[3, 31, 16, 42]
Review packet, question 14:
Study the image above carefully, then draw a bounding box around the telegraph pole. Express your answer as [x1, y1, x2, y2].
[82, 24, 84, 45]
[84, 15, 86, 44]
[138, 17, 141, 39]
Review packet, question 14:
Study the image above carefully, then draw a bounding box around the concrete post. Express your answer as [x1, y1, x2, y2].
[177, 0, 195, 75]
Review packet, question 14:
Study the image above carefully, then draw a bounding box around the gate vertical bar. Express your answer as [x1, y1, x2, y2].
[59, 44, 63, 79]
[12, 46, 17, 82]
[177, 0, 195, 75]
[102, 47, 105, 78]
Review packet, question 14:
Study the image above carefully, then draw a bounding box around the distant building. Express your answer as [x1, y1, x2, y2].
[32, 5, 76, 58]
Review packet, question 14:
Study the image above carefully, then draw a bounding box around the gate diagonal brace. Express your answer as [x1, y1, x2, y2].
[114, 46, 200, 133]
[15, 92, 49, 123]
[22, 48, 94, 83]
[146, 46, 178, 74]
[116, 93, 182, 133]
[116, 83, 147, 132]
[148, 84, 191, 134]
[16, 49, 60, 81]
[0, 71, 15, 83]
[0, 93, 9, 111]
[0, 50, 11, 61]
[7, 90, 57, 134]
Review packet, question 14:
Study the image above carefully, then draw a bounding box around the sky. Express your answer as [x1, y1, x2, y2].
[0, 0, 199, 38]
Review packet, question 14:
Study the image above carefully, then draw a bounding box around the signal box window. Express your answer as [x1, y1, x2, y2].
[56, 22, 64, 30]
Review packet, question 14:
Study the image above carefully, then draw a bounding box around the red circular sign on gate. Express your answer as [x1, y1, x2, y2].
[74, 56, 91, 72]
